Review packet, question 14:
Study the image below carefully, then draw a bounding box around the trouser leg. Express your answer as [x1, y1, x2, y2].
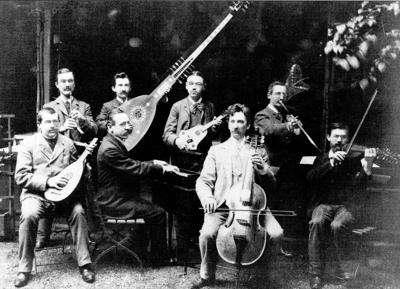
[331, 206, 353, 271]
[36, 217, 53, 243]
[18, 198, 46, 273]
[308, 204, 333, 276]
[199, 212, 227, 280]
[68, 202, 91, 267]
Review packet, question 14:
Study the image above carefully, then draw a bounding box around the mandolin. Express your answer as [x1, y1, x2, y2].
[44, 138, 98, 202]
[178, 112, 227, 151]
[119, 1, 250, 151]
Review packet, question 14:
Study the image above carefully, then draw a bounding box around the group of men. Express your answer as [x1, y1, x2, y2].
[13, 67, 376, 289]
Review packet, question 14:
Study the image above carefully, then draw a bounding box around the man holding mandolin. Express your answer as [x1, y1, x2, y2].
[14, 107, 97, 287]
[193, 103, 283, 289]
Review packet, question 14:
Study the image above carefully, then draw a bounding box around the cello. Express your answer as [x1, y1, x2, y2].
[216, 134, 268, 266]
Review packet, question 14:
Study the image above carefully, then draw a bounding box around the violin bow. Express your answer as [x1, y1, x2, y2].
[345, 89, 378, 154]
[279, 101, 322, 153]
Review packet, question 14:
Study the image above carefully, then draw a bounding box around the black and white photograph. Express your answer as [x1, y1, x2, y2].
[0, 1, 399, 288]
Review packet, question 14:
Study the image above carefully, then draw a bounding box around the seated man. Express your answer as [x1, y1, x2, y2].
[14, 107, 96, 287]
[307, 122, 376, 289]
[96, 112, 179, 265]
[192, 103, 284, 288]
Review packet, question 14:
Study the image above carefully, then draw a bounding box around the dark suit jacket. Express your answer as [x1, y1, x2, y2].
[162, 97, 216, 147]
[254, 106, 296, 167]
[44, 96, 97, 142]
[306, 152, 367, 213]
[96, 133, 163, 218]
[95, 98, 124, 137]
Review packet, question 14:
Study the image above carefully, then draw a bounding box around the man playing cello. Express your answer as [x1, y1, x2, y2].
[193, 103, 283, 288]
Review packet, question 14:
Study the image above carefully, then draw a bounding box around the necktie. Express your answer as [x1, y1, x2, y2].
[232, 148, 243, 181]
[65, 101, 71, 115]
[191, 103, 204, 114]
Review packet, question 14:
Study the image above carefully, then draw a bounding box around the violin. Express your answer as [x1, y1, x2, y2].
[215, 134, 269, 267]
[345, 144, 400, 167]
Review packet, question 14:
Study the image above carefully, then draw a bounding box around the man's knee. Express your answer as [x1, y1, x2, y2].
[20, 199, 42, 222]
[269, 226, 284, 240]
[309, 204, 330, 226]
[199, 226, 218, 242]
[71, 203, 86, 217]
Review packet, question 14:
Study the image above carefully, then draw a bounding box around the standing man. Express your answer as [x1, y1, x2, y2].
[254, 81, 301, 170]
[162, 70, 222, 262]
[96, 72, 131, 137]
[35, 68, 97, 250]
[307, 122, 376, 289]
[254, 81, 305, 256]
[96, 112, 179, 265]
[13, 107, 96, 287]
[192, 103, 283, 289]
[44, 68, 97, 144]
[163, 70, 222, 159]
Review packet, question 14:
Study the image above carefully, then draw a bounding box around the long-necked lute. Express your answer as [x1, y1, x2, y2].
[119, 1, 250, 151]
[45, 138, 98, 202]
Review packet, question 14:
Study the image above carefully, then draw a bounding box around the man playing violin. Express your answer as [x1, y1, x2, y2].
[13, 107, 97, 287]
[307, 122, 376, 289]
[193, 103, 283, 289]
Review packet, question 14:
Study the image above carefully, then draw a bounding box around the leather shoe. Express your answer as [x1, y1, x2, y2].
[79, 266, 95, 283]
[334, 270, 353, 281]
[191, 277, 215, 289]
[34, 240, 47, 251]
[14, 272, 30, 288]
[279, 247, 293, 258]
[309, 276, 322, 289]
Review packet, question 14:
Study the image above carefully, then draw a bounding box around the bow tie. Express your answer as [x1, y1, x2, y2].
[191, 103, 204, 114]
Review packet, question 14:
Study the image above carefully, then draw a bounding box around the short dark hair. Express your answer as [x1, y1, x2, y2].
[56, 68, 74, 82]
[226, 103, 252, 124]
[327, 122, 350, 135]
[186, 70, 205, 83]
[113, 72, 130, 87]
[267, 81, 286, 97]
[37, 107, 58, 124]
[107, 112, 128, 128]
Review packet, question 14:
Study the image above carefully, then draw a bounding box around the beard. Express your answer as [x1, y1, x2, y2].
[332, 142, 345, 152]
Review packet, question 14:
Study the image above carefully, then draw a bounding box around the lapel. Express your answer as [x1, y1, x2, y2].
[51, 136, 65, 162]
[106, 133, 127, 155]
[266, 106, 283, 122]
[37, 133, 64, 161]
[71, 97, 80, 112]
[55, 96, 68, 117]
[219, 140, 234, 188]
[37, 133, 52, 160]
[182, 97, 191, 122]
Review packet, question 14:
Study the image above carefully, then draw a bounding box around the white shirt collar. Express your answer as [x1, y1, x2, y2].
[228, 136, 246, 151]
[188, 96, 202, 105]
[328, 149, 335, 159]
[116, 96, 127, 104]
[267, 103, 279, 114]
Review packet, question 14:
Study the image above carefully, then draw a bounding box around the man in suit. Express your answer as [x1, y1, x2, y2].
[96, 112, 179, 265]
[163, 70, 222, 158]
[162, 70, 222, 260]
[254, 81, 304, 257]
[44, 68, 97, 144]
[192, 103, 283, 289]
[36, 68, 98, 249]
[13, 107, 96, 287]
[254, 81, 301, 169]
[307, 122, 376, 289]
[96, 72, 131, 137]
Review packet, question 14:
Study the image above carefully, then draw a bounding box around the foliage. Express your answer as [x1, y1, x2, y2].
[324, 1, 400, 85]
